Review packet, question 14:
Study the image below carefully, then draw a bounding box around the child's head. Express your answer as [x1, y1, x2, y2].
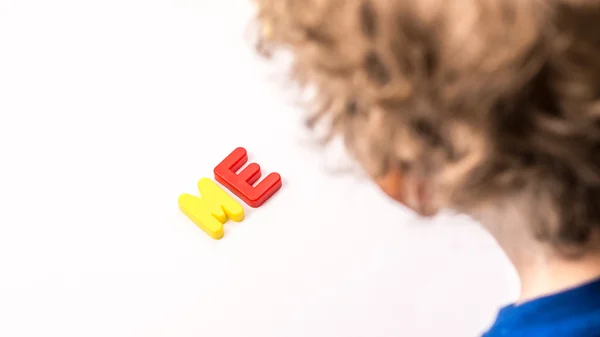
[254, 0, 600, 256]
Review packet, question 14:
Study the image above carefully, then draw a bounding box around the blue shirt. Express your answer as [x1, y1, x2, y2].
[483, 277, 600, 337]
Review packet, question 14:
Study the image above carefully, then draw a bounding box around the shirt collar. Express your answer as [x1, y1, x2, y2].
[494, 277, 600, 327]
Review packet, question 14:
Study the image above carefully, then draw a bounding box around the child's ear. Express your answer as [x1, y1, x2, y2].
[376, 169, 405, 204]
[376, 169, 437, 217]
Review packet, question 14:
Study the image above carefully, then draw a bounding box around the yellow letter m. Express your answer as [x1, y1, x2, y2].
[178, 178, 245, 239]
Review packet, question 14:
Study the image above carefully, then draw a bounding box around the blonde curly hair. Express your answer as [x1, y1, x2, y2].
[253, 0, 600, 255]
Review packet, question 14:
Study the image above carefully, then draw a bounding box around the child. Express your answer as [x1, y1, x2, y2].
[254, 0, 600, 336]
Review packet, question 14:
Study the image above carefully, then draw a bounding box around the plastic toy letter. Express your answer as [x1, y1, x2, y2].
[214, 147, 282, 208]
[178, 178, 245, 240]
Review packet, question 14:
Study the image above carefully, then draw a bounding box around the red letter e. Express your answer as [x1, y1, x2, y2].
[214, 147, 282, 208]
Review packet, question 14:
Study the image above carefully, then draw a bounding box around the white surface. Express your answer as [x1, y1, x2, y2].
[0, 1, 519, 336]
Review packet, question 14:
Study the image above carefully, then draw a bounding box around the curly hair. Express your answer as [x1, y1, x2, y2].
[253, 0, 600, 255]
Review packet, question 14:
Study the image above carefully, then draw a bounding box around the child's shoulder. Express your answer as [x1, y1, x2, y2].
[484, 278, 600, 337]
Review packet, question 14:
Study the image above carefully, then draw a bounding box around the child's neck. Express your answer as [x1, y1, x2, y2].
[474, 201, 600, 303]
[515, 251, 600, 303]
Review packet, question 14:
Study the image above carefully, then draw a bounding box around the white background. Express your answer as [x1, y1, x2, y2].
[0, 1, 519, 336]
